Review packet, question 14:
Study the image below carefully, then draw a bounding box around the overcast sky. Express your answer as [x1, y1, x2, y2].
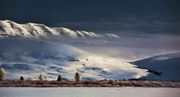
[0, 0, 180, 35]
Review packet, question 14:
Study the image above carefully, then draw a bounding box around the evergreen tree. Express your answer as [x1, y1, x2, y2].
[20, 76, 24, 81]
[57, 75, 62, 81]
[75, 72, 80, 81]
[0, 68, 5, 81]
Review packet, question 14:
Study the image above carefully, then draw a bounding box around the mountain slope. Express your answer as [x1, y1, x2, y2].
[0, 38, 148, 80]
[0, 20, 119, 39]
[133, 53, 180, 81]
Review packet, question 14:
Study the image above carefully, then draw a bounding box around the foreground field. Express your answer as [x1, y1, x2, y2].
[1, 87, 180, 97]
[0, 80, 180, 87]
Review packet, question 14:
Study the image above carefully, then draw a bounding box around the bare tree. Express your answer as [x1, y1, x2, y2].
[38, 74, 43, 81]
[0, 68, 5, 81]
[75, 72, 81, 81]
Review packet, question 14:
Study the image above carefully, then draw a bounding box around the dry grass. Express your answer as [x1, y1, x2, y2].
[0, 80, 180, 87]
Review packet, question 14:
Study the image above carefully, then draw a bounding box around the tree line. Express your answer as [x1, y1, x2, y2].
[0, 68, 81, 81]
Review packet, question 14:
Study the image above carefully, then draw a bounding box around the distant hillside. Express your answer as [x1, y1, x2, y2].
[133, 52, 180, 81]
[0, 38, 148, 80]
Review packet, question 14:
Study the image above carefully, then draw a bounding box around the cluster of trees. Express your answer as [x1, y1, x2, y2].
[0, 68, 81, 81]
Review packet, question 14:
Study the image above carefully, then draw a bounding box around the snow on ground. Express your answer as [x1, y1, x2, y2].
[0, 38, 148, 80]
[1, 87, 180, 97]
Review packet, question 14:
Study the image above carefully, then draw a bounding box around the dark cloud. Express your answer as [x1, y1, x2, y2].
[0, 0, 180, 35]
[55, 14, 180, 35]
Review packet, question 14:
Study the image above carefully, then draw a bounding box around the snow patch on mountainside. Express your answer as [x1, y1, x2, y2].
[0, 38, 148, 80]
[0, 20, 120, 39]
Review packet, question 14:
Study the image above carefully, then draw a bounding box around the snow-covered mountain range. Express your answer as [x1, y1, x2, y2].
[0, 20, 149, 81]
[0, 20, 119, 39]
[0, 20, 179, 81]
[0, 38, 148, 80]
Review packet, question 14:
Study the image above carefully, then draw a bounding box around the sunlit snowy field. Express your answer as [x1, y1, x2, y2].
[0, 87, 180, 97]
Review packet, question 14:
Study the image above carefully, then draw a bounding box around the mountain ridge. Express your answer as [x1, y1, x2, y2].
[0, 20, 120, 39]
